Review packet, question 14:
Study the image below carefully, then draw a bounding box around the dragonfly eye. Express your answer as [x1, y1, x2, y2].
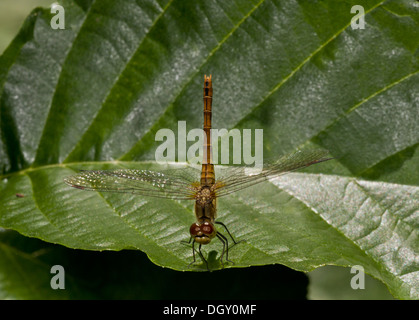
[189, 222, 216, 244]
[201, 222, 214, 235]
[190, 223, 201, 236]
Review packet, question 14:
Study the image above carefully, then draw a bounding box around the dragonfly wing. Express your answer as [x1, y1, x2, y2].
[214, 149, 332, 197]
[64, 167, 201, 200]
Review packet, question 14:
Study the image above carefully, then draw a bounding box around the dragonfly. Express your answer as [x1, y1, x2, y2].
[64, 75, 333, 270]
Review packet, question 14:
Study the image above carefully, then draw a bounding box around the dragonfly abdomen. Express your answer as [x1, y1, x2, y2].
[201, 75, 215, 186]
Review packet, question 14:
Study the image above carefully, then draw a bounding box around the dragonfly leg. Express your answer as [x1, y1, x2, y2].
[181, 236, 192, 245]
[197, 243, 209, 271]
[187, 239, 197, 268]
[215, 221, 244, 245]
[187, 240, 209, 271]
[216, 232, 229, 267]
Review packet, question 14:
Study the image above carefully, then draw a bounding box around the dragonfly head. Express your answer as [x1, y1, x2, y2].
[190, 221, 216, 245]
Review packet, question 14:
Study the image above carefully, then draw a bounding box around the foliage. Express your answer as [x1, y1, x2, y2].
[0, 0, 418, 299]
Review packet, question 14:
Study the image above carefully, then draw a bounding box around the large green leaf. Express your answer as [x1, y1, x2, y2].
[0, 0, 418, 299]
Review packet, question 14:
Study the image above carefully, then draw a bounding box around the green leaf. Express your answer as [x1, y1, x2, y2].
[0, 0, 418, 299]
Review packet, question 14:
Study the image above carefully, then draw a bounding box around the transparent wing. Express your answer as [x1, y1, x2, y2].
[214, 149, 333, 197]
[64, 167, 201, 200]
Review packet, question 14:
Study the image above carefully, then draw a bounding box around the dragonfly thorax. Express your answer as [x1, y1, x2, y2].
[194, 186, 217, 228]
[195, 186, 215, 206]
